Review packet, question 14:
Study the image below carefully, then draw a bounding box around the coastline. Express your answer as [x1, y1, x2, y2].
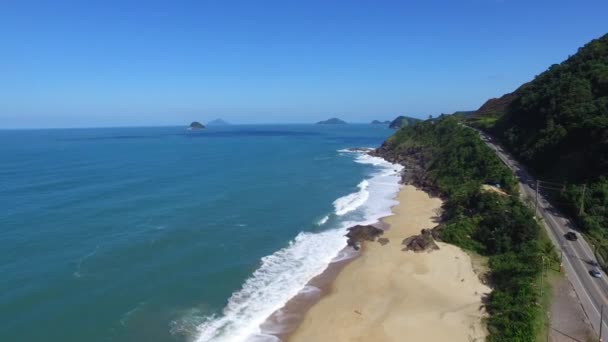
[283, 184, 491, 342]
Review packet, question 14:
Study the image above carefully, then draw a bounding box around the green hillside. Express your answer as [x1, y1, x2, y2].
[388, 115, 420, 129]
[377, 116, 547, 341]
[472, 33, 608, 254]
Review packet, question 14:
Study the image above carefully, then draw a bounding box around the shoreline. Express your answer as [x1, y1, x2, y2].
[261, 220, 392, 341]
[278, 184, 491, 342]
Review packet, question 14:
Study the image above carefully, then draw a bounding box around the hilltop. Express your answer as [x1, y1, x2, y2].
[388, 116, 420, 129]
[467, 33, 608, 250]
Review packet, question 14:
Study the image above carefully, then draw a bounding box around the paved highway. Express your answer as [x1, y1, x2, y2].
[474, 129, 608, 339]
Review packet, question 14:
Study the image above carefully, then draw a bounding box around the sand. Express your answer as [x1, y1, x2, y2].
[287, 185, 491, 342]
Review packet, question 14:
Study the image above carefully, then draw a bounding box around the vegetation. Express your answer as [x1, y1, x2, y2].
[388, 115, 421, 129]
[471, 33, 608, 260]
[384, 116, 546, 341]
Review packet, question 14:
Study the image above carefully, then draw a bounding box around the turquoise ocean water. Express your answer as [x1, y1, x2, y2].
[0, 124, 401, 342]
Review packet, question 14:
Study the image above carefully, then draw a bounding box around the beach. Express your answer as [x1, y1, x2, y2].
[287, 185, 491, 342]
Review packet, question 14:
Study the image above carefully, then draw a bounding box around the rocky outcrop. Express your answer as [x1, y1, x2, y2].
[346, 225, 384, 250]
[189, 121, 205, 129]
[370, 142, 440, 196]
[402, 229, 439, 252]
[316, 118, 347, 125]
[377, 237, 390, 245]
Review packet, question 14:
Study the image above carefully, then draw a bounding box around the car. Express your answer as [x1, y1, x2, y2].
[565, 231, 578, 241]
[590, 268, 602, 278]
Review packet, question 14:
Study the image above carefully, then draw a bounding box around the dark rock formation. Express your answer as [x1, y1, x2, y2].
[377, 237, 390, 245]
[371, 140, 443, 198]
[316, 118, 347, 125]
[189, 121, 205, 129]
[345, 225, 384, 249]
[402, 229, 439, 253]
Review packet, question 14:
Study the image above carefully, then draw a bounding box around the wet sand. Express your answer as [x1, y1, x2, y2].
[287, 185, 491, 342]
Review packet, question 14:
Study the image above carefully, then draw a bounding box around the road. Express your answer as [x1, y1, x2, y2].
[474, 129, 608, 338]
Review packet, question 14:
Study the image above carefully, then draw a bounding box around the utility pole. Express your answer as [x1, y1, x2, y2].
[600, 304, 604, 342]
[580, 184, 587, 216]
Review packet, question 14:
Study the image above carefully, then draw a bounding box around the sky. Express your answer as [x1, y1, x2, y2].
[1, 0, 607, 128]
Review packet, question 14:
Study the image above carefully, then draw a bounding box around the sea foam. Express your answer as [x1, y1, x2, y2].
[333, 180, 369, 216]
[192, 150, 403, 342]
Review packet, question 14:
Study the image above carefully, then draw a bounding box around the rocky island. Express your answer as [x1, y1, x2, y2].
[316, 118, 347, 125]
[189, 121, 205, 129]
[207, 118, 229, 125]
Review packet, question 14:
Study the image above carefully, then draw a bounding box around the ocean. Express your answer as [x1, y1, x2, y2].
[0, 124, 401, 342]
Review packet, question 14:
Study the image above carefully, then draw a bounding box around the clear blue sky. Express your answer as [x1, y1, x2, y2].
[1, 0, 606, 128]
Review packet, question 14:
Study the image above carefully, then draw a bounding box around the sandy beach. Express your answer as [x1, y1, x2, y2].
[287, 185, 491, 342]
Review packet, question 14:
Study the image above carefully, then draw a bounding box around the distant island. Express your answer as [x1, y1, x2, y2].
[316, 118, 347, 125]
[388, 116, 420, 129]
[207, 118, 230, 125]
[371, 120, 391, 125]
[189, 121, 205, 129]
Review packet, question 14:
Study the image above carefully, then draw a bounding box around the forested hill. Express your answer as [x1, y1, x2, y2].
[469, 33, 608, 250]
[492, 33, 608, 182]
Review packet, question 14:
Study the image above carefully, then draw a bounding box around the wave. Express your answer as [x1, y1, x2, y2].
[336, 147, 375, 153]
[193, 229, 349, 342]
[316, 215, 330, 226]
[333, 180, 369, 216]
[191, 149, 403, 342]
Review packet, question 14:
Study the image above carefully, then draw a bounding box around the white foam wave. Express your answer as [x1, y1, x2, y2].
[193, 149, 403, 342]
[337, 147, 375, 153]
[333, 180, 369, 216]
[194, 229, 350, 342]
[316, 215, 329, 225]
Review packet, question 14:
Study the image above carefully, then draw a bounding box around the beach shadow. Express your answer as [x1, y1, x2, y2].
[583, 259, 599, 267]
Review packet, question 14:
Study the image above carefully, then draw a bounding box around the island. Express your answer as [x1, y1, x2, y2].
[316, 118, 347, 125]
[371, 120, 391, 124]
[207, 118, 230, 125]
[189, 121, 205, 129]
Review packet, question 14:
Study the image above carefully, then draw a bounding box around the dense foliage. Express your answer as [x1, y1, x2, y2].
[388, 115, 421, 129]
[483, 34, 608, 250]
[385, 117, 544, 341]
[494, 33, 608, 181]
